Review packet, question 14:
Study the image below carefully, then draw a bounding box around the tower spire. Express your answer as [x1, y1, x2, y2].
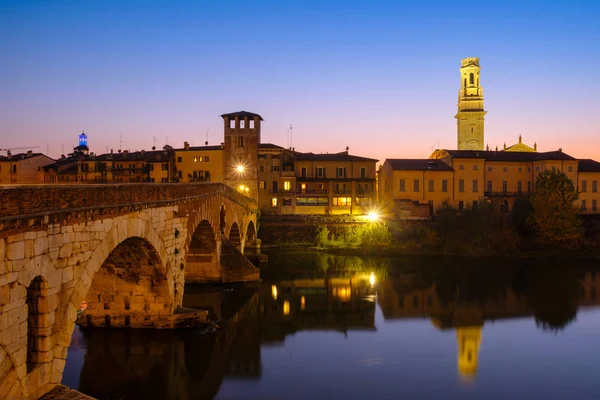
[455, 57, 487, 150]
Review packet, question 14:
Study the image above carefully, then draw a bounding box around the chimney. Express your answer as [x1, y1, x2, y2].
[558, 148, 562, 152]
[27, 150, 33, 157]
[184, 141, 190, 150]
[111, 149, 113, 154]
[7, 150, 11, 158]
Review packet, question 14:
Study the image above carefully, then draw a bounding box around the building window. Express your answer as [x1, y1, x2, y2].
[413, 179, 420, 192]
[518, 181, 522, 193]
[592, 200, 597, 212]
[487, 180, 492, 192]
[469, 72, 474, 85]
[459, 164, 465, 170]
[355, 197, 372, 206]
[360, 167, 366, 178]
[259, 165, 265, 172]
[528, 181, 531, 192]
[205, 156, 210, 162]
[237, 136, 244, 147]
[472, 180, 478, 192]
[283, 198, 292, 207]
[458, 179, 465, 192]
[399, 179, 406, 192]
[178, 171, 182, 178]
[272, 181, 278, 193]
[581, 200, 587, 212]
[12, 165, 17, 174]
[259, 181, 266, 189]
[442, 180, 448, 192]
[161, 177, 168, 183]
[161, 163, 168, 171]
[582, 180, 587, 192]
[568, 166, 573, 172]
[503, 167, 508, 172]
[336, 167, 345, 178]
[283, 181, 291, 191]
[316, 167, 324, 178]
[428, 179, 434, 192]
[473, 165, 478, 171]
[333, 197, 351, 206]
[301, 167, 307, 177]
[272, 198, 277, 207]
[502, 181, 508, 193]
[300, 183, 306, 192]
[488, 166, 492, 172]
[518, 167, 522, 172]
[177, 156, 182, 163]
[271, 165, 280, 172]
[271, 154, 280, 160]
[593, 181, 598, 192]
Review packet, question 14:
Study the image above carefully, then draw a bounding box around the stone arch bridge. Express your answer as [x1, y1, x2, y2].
[0, 183, 260, 399]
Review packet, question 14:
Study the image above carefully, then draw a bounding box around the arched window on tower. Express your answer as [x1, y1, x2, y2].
[469, 73, 474, 85]
[463, 78, 466, 87]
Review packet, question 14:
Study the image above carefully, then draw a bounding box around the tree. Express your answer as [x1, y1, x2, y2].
[528, 169, 582, 248]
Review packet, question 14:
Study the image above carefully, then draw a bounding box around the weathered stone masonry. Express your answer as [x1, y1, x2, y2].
[0, 183, 259, 399]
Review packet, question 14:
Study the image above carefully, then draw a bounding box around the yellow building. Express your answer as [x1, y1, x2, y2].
[174, 142, 223, 183]
[261, 150, 377, 215]
[380, 148, 597, 217]
[378, 159, 454, 217]
[577, 159, 600, 214]
[0, 151, 55, 184]
[43, 149, 175, 183]
[257, 143, 296, 211]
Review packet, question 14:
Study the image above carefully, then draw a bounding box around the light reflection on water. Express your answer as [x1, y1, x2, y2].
[63, 253, 600, 399]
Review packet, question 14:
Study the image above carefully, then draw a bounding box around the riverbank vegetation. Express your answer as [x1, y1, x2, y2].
[294, 170, 599, 256]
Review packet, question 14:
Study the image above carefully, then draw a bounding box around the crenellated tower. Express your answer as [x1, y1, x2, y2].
[455, 57, 487, 150]
[221, 111, 262, 201]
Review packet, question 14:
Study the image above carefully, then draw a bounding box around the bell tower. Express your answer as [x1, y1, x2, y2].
[456, 326, 482, 381]
[455, 57, 486, 150]
[221, 111, 262, 201]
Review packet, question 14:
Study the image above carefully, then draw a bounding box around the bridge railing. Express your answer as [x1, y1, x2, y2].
[0, 183, 257, 228]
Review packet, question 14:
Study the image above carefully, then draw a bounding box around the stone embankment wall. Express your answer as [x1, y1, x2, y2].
[259, 215, 368, 245]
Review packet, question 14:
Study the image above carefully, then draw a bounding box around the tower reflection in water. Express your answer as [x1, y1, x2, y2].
[69, 256, 600, 398]
[377, 262, 599, 382]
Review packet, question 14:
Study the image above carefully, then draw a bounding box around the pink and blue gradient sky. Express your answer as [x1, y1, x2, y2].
[1, 0, 599, 163]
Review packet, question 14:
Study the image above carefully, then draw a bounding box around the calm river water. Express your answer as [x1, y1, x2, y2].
[63, 252, 600, 399]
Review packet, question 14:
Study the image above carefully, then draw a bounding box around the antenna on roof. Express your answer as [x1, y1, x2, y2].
[205, 129, 210, 146]
[119, 133, 123, 151]
[153, 136, 156, 149]
[289, 124, 293, 149]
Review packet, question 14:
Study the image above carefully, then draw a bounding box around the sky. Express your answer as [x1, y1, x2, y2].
[1, 0, 599, 163]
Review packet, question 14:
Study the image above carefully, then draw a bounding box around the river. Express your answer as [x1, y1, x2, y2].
[62, 252, 600, 399]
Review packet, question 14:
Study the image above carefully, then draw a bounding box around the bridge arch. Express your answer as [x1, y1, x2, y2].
[77, 236, 174, 328]
[246, 220, 256, 243]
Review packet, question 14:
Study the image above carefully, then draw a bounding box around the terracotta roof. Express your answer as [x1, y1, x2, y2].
[385, 159, 453, 171]
[0, 153, 49, 161]
[177, 145, 222, 151]
[259, 143, 285, 149]
[295, 152, 378, 162]
[443, 149, 576, 162]
[579, 159, 600, 172]
[220, 111, 264, 121]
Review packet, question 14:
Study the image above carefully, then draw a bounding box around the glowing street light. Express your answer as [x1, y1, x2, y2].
[369, 272, 375, 286]
[236, 164, 245, 173]
[367, 211, 379, 222]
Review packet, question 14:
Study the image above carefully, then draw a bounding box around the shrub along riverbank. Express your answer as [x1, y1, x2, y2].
[261, 170, 600, 257]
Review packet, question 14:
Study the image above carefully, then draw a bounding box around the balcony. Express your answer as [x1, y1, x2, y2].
[281, 170, 295, 177]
